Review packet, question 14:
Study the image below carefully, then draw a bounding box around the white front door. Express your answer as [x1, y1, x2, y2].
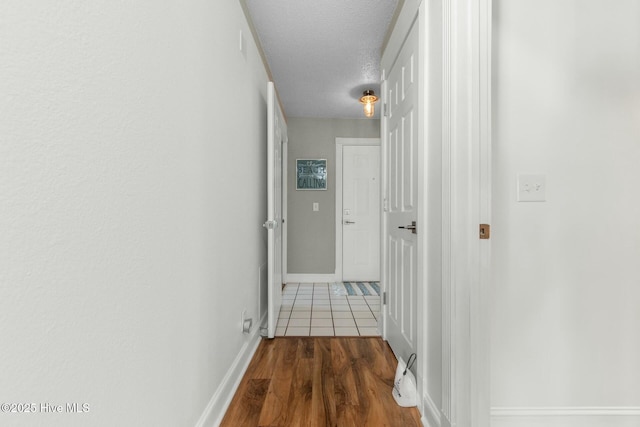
[342, 145, 380, 281]
[383, 20, 419, 362]
[265, 82, 287, 339]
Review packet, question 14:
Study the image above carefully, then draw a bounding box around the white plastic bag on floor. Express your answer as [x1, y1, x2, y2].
[392, 353, 417, 407]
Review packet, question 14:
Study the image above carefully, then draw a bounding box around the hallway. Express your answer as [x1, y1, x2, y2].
[5, 1, 640, 426]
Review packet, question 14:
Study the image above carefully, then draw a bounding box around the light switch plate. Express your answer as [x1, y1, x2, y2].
[313, 202, 319, 211]
[517, 174, 546, 202]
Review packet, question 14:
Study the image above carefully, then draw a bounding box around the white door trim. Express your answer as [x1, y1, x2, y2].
[474, 1, 492, 425]
[335, 137, 381, 283]
[441, 0, 492, 425]
[282, 138, 288, 284]
[416, 4, 429, 424]
[379, 79, 389, 342]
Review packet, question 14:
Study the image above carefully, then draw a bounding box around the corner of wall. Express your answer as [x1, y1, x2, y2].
[195, 312, 266, 427]
[421, 392, 443, 427]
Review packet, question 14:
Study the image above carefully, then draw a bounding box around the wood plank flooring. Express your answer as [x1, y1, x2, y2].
[220, 337, 422, 427]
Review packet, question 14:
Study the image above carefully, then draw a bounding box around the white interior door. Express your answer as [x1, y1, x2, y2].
[384, 21, 419, 363]
[264, 82, 287, 339]
[342, 145, 380, 281]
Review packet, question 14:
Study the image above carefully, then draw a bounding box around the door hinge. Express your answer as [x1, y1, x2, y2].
[263, 220, 278, 229]
[383, 291, 387, 305]
[383, 103, 389, 117]
[479, 224, 491, 239]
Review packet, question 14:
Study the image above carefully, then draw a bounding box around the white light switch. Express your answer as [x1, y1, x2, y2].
[313, 202, 319, 211]
[517, 174, 546, 202]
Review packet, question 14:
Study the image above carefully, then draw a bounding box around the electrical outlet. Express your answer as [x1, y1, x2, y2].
[517, 174, 546, 202]
[241, 309, 252, 334]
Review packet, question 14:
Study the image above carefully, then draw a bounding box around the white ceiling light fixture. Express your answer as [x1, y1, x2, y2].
[359, 90, 379, 118]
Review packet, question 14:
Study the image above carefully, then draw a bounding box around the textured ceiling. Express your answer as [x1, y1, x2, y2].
[244, 0, 399, 119]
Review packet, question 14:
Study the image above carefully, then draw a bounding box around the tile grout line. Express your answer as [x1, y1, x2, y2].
[311, 284, 316, 335]
[280, 285, 289, 336]
[308, 285, 311, 334]
[312, 283, 333, 337]
[345, 290, 361, 337]
[328, 283, 335, 336]
[309, 284, 314, 334]
[285, 283, 300, 336]
[365, 295, 376, 320]
[332, 283, 343, 335]
[304, 284, 311, 334]
[280, 284, 291, 336]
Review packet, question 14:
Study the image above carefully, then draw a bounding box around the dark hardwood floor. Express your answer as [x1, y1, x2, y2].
[220, 337, 422, 427]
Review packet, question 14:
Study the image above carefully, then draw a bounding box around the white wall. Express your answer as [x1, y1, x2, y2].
[491, 1, 640, 425]
[1, 2, 269, 426]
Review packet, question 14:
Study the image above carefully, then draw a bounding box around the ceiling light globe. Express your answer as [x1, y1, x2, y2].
[359, 90, 379, 118]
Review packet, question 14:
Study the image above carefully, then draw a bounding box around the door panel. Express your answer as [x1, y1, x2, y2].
[342, 145, 380, 281]
[403, 108, 415, 210]
[265, 82, 286, 339]
[384, 21, 419, 362]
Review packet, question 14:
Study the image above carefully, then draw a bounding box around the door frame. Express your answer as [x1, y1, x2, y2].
[381, 0, 492, 425]
[334, 137, 381, 283]
[438, 0, 492, 425]
[282, 138, 288, 284]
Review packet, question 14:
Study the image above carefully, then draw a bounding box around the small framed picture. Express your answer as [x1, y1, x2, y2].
[296, 159, 327, 190]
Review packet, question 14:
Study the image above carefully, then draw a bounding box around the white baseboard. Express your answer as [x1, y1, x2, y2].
[285, 273, 338, 283]
[421, 392, 442, 427]
[194, 313, 265, 427]
[491, 407, 640, 427]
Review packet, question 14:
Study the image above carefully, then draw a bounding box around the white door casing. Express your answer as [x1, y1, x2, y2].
[282, 138, 288, 285]
[265, 82, 287, 339]
[438, 0, 493, 425]
[341, 145, 380, 282]
[383, 19, 419, 365]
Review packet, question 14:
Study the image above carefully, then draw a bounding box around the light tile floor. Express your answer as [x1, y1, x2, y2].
[276, 283, 381, 337]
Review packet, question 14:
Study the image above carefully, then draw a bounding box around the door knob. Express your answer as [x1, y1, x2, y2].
[398, 221, 417, 234]
[343, 220, 356, 225]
